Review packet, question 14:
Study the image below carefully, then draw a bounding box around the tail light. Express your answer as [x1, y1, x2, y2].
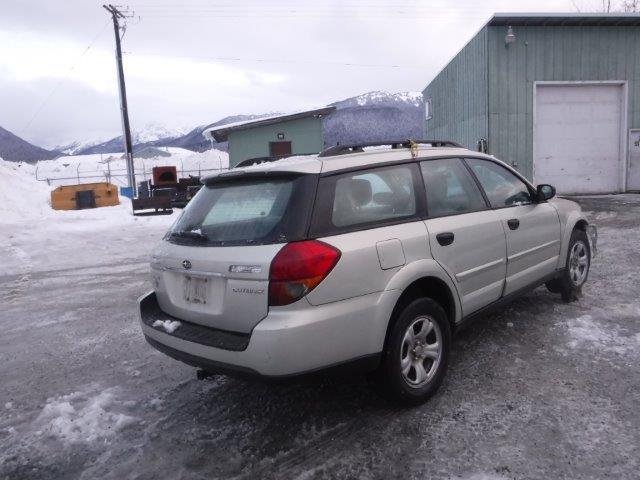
[269, 240, 341, 306]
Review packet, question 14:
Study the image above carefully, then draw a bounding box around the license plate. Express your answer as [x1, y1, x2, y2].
[183, 276, 208, 304]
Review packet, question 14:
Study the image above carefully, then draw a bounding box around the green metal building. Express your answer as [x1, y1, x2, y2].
[204, 106, 335, 168]
[423, 13, 640, 194]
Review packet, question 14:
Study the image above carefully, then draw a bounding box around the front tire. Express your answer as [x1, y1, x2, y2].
[551, 229, 591, 302]
[375, 298, 451, 405]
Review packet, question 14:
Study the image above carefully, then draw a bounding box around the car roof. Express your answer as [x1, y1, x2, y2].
[202, 146, 499, 181]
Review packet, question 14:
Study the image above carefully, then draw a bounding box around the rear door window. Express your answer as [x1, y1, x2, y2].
[420, 158, 487, 217]
[311, 164, 422, 235]
[168, 174, 315, 246]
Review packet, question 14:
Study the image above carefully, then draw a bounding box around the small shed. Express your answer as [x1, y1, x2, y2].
[203, 106, 336, 168]
[423, 13, 640, 194]
[51, 183, 120, 210]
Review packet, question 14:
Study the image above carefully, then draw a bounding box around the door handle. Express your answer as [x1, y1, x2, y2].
[436, 232, 455, 246]
[507, 218, 520, 230]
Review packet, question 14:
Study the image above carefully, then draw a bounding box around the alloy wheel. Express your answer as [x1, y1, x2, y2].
[400, 316, 443, 388]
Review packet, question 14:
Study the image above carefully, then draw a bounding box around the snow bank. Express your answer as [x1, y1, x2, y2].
[0, 160, 52, 224]
[34, 386, 137, 444]
[0, 150, 227, 229]
[0, 157, 143, 229]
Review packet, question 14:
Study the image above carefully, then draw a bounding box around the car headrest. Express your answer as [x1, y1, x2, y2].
[350, 179, 372, 206]
[426, 171, 448, 199]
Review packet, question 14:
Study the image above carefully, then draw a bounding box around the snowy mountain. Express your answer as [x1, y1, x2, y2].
[76, 123, 187, 155]
[0, 126, 58, 163]
[65, 91, 424, 156]
[336, 90, 423, 108]
[53, 139, 106, 156]
[131, 123, 187, 144]
[323, 90, 424, 148]
[163, 114, 276, 152]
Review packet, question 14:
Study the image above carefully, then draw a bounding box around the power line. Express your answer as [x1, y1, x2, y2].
[124, 50, 431, 69]
[128, 2, 494, 19]
[21, 21, 110, 134]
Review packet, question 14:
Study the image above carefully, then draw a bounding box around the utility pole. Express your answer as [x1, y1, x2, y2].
[103, 4, 136, 197]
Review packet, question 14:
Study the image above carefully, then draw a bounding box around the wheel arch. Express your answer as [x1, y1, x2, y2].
[573, 218, 588, 232]
[558, 211, 590, 269]
[382, 272, 459, 353]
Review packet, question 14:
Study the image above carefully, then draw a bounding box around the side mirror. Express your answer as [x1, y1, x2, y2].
[536, 184, 556, 201]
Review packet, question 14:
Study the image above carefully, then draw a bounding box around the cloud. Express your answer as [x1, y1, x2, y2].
[0, 0, 579, 147]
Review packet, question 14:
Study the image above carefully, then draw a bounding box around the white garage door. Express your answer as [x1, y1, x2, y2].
[534, 84, 623, 194]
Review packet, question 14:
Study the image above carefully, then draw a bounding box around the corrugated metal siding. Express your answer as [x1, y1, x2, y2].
[423, 28, 488, 150]
[487, 25, 640, 179]
[228, 116, 324, 167]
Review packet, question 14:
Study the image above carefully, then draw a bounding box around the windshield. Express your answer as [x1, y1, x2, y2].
[167, 174, 315, 246]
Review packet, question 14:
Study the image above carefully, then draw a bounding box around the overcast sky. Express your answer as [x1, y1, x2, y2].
[1, 0, 600, 148]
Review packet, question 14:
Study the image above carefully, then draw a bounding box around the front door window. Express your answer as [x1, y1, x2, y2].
[466, 158, 534, 207]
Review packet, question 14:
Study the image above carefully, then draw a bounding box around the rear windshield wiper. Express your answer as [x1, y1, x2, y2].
[170, 230, 209, 242]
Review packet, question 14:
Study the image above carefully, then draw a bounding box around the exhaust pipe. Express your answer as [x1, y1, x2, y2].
[196, 369, 215, 381]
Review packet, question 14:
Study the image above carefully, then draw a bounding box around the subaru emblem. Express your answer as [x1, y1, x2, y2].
[182, 260, 192, 270]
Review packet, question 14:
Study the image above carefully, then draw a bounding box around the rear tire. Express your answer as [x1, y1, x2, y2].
[556, 229, 591, 302]
[374, 298, 451, 405]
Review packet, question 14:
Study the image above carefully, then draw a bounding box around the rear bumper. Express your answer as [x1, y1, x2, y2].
[139, 289, 398, 377]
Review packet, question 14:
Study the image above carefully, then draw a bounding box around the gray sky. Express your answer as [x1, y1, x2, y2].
[1, 0, 590, 147]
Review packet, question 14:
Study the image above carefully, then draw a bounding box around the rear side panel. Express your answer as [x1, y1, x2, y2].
[307, 221, 430, 305]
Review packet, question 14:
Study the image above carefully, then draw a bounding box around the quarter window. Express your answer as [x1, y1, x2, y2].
[331, 166, 417, 228]
[421, 158, 487, 217]
[466, 158, 534, 208]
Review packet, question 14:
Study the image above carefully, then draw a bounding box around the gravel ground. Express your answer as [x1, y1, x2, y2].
[1, 195, 639, 480]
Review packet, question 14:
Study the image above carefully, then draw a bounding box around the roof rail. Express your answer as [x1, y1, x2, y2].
[318, 139, 463, 157]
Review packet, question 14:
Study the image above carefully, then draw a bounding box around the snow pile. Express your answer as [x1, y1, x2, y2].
[152, 319, 181, 333]
[0, 160, 53, 223]
[34, 386, 137, 444]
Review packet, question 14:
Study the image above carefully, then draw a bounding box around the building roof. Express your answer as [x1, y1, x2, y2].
[422, 12, 640, 92]
[202, 106, 336, 142]
[488, 12, 640, 27]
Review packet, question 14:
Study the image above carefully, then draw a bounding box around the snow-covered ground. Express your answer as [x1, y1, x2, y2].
[0, 164, 639, 479]
[34, 148, 229, 188]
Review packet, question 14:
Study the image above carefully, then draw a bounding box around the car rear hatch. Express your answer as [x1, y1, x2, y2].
[151, 171, 317, 334]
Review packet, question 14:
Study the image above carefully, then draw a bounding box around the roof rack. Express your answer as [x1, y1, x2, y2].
[318, 139, 463, 157]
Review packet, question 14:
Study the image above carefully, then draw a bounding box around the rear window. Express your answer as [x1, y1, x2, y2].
[167, 174, 316, 246]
